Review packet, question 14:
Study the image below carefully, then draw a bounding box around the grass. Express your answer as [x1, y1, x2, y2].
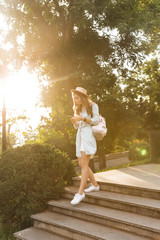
[0, 221, 23, 240]
[0, 224, 16, 240]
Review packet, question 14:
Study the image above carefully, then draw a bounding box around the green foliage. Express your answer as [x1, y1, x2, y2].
[0, 143, 75, 227]
[122, 58, 160, 131]
[23, 109, 77, 159]
[129, 141, 150, 162]
[0, 111, 31, 151]
[1, 0, 160, 77]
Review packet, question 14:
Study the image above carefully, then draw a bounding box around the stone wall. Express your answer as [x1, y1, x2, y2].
[74, 151, 130, 175]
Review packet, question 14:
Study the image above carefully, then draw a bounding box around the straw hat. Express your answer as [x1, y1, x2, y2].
[71, 87, 88, 96]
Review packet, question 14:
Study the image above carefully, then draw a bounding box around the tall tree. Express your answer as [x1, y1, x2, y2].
[1, 0, 160, 155]
[1, 0, 160, 85]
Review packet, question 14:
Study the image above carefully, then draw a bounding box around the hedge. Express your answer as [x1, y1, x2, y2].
[0, 143, 75, 227]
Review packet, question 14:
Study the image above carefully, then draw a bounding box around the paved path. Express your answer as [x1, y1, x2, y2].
[94, 164, 160, 190]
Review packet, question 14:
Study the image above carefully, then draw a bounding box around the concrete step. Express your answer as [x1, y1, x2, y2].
[64, 186, 160, 218]
[13, 227, 69, 240]
[72, 177, 160, 200]
[48, 199, 160, 240]
[31, 211, 151, 240]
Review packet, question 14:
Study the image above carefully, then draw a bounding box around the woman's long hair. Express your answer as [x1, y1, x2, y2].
[72, 92, 93, 116]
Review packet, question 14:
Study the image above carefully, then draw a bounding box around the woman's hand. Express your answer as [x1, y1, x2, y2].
[70, 115, 83, 123]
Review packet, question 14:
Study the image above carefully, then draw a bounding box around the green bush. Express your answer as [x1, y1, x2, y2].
[0, 143, 75, 227]
[129, 141, 150, 162]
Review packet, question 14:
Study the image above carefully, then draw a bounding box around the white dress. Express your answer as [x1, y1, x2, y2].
[74, 103, 99, 158]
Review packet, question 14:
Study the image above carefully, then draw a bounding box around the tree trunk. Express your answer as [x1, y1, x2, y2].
[148, 130, 160, 163]
[2, 98, 6, 152]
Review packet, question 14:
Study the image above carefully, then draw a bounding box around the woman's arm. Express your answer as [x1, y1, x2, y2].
[70, 104, 99, 125]
[90, 103, 99, 125]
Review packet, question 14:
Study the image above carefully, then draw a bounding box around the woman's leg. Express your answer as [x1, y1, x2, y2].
[88, 167, 99, 186]
[78, 151, 98, 195]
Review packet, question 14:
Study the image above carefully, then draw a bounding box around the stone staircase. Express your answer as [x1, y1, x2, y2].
[14, 176, 160, 240]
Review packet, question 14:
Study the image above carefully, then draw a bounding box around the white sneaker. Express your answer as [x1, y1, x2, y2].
[71, 193, 85, 205]
[84, 184, 100, 193]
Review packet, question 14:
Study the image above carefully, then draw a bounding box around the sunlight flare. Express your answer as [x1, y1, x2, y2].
[0, 67, 42, 132]
[3, 68, 40, 110]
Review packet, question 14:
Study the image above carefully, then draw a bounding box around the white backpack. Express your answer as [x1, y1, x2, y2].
[92, 116, 107, 141]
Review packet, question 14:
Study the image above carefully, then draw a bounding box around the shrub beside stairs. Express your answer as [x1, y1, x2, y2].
[14, 176, 160, 240]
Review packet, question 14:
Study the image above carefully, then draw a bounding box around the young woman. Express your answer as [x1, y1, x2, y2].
[70, 87, 100, 205]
